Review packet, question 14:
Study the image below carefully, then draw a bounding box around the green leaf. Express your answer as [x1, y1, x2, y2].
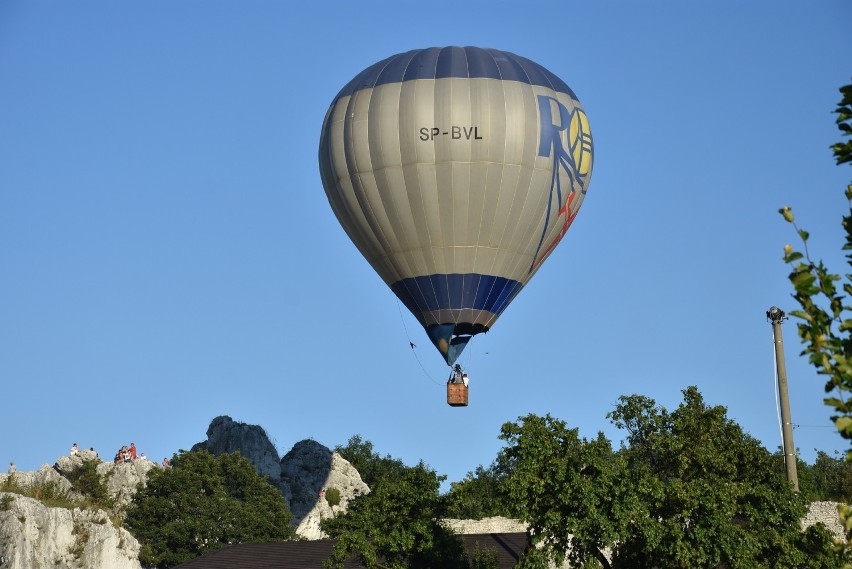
[834, 416, 852, 434]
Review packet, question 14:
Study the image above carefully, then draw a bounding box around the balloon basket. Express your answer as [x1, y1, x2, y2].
[447, 383, 468, 407]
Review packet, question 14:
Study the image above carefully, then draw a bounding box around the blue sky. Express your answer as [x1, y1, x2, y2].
[1, 1, 850, 489]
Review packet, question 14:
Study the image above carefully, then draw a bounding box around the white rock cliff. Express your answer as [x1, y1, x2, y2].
[0, 493, 140, 569]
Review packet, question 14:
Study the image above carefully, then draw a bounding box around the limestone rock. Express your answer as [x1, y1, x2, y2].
[0, 465, 73, 497]
[192, 416, 281, 483]
[0, 493, 140, 569]
[278, 440, 370, 540]
[53, 450, 99, 477]
[97, 459, 160, 511]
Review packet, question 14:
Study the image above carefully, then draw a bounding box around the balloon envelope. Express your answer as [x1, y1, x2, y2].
[319, 46, 593, 365]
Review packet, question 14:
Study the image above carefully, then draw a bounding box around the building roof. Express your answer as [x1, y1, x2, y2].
[172, 533, 528, 569]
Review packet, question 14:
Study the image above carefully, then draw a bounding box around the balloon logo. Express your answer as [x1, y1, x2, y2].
[319, 47, 594, 365]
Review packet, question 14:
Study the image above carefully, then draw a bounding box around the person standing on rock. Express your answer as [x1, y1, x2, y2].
[7, 462, 15, 474]
[129, 442, 137, 461]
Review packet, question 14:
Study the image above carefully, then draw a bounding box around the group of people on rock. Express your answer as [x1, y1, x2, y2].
[113, 442, 145, 464]
[6, 442, 172, 476]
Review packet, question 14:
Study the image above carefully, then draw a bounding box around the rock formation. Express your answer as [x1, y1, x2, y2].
[192, 415, 282, 483]
[52, 452, 159, 511]
[278, 439, 370, 539]
[0, 493, 140, 569]
[97, 459, 160, 511]
[193, 417, 370, 539]
[0, 464, 73, 497]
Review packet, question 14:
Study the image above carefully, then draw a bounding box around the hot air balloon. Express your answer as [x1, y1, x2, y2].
[318, 46, 593, 371]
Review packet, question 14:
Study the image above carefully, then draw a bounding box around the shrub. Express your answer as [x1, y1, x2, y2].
[324, 487, 341, 508]
[468, 543, 499, 569]
[66, 459, 113, 510]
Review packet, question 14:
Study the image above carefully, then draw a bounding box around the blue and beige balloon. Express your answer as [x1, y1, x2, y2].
[319, 47, 593, 365]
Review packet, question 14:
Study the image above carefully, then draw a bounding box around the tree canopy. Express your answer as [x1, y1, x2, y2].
[444, 461, 512, 520]
[321, 460, 470, 569]
[124, 449, 296, 569]
[498, 387, 840, 569]
[335, 434, 408, 490]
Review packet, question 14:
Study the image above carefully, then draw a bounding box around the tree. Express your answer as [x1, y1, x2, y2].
[498, 387, 840, 569]
[444, 460, 512, 520]
[771, 448, 852, 502]
[608, 387, 832, 568]
[811, 450, 852, 502]
[779, 79, 852, 564]
[334, 434, 408, 489]
[124, 449, 296, 568]
[498, 414, 622, 569]
[321, 460, 468, 569]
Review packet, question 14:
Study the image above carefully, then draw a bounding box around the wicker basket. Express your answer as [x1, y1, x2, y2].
[447, 383, 469, 407]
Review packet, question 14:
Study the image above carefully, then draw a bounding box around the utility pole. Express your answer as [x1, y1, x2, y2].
[767, 306, 799, 492]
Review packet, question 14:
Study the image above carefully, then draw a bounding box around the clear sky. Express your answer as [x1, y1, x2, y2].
[1, 1, 850, 489]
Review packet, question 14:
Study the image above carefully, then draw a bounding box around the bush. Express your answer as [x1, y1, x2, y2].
[468, 543, 499, 569]
[67, 459, 113, 510]
[324, 487, 341, 508]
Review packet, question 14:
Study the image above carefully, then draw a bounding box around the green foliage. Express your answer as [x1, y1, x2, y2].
[445, 461, 512, 520]
[779, 80, 852, 444]
[499, 387, 840, 569]
[334, 435, 408, 489]
[321, 460, 468, 569]
[780, 79, 852, 566]
[772, 448, 852, 502]
[324, 486, 341, 508]
[67, 459, 113, 511]
[0, 494, 13, 511]
[0, 475, 78, 510]
[498, 414, 623, 569]
[611, 387, 832, 568]
[812, 450, 852, 502]
[124, 450, 296, 569]
[1, 461, 113, 513]
[468, 542, 499, 569]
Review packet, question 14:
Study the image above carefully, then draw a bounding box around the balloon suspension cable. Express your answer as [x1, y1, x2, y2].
[396, 300, 443, 386]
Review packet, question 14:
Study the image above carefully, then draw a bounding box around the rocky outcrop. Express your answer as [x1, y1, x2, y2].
[0, 465, 73, 497]
[0, 493, 140, 569]
[194, 417, 371, 539]
[98, 460, 160, 511]
[52, 452, 159, 511]
[192, 415, 281, 483]
[53, 449, 100, 477]
[279, 440, 370, 539]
